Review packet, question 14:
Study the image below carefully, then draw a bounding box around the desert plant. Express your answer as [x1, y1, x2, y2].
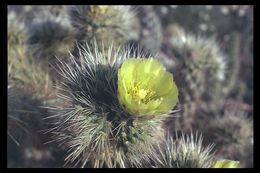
[151, 132, 216, 168]
[66, 5, 134, 50]
[8, 12, 55, 98]
[202, 107, 253, 167]
[162, 30, 229, 132]
[134, 6, 162, 54]
[26, 11, 75, 62]
[8, 12, 62, 167]
[45, 41, 179, 168]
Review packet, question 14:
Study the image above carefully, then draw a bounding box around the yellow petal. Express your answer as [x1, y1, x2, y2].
[117, 58, 179, 117]
[211, 160, 240, 168]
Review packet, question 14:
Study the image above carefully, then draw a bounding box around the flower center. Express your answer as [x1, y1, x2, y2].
[133, 88, 148, 100]
[129, 85, 156, 104]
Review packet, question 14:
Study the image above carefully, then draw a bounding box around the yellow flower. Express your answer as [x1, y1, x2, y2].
[90, 5, 109, 14]
[118, 58, 178, 118]
[211, 159, 240, 168]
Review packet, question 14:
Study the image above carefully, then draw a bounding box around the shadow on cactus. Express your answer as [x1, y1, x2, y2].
[26, 12, 75, 61]
[45, 42, 179, 168]
[8, 85, 59, 168]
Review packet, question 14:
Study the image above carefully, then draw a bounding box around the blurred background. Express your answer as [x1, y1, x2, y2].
[7, 5, 253, 168]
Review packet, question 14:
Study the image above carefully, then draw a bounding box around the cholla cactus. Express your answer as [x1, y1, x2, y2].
[26, 12, 75, 61]
[135, 6, 162, 54]
[8, 12, 32, 146]
[163, 30, 229, 132]
[8, 87, 59, 168]
[8, 11, 54, 98]
[46, 42, 179, 168]
[170, 33, 227, 101]
[8, 85, 29, 147]
[203, 107, 253, 167]
[8, 11, 60, 167]
[8, 12, 27, 49]
[152, 132, 216, 168]
[224, 32, 244, 101]
[206, 109, 252, 147]
[66, 5, 134, 49]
